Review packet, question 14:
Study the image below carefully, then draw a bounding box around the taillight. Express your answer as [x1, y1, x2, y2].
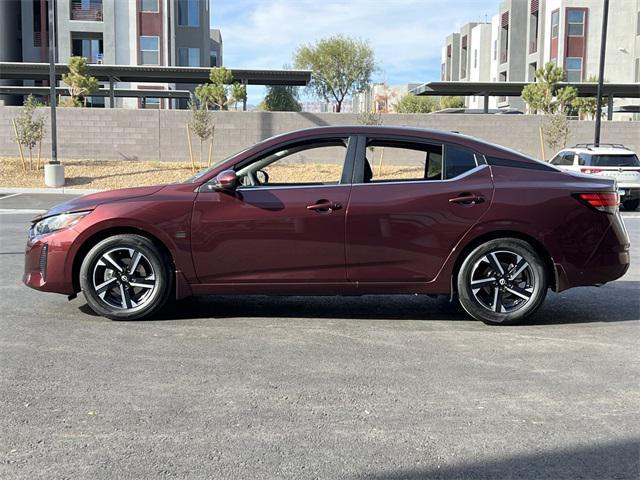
[580, 167, 604, 174]
[574, 192, 619, 213]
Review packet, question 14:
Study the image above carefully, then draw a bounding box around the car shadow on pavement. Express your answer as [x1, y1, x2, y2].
[79, 280, 639, 324]
[359, 438, 639, 480]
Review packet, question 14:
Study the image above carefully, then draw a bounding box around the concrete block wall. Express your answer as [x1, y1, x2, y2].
[0, 106, 638, 163]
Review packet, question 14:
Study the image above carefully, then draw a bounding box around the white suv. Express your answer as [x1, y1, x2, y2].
[550, 144, 640, 211]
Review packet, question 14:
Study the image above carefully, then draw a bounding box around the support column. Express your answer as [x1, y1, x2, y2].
[242, 79, 247, 111]
[483, 94, 489, 113]
[109, 76, 115, 108]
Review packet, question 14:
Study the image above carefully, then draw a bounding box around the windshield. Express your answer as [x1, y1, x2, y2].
[589, 154, 640, 167]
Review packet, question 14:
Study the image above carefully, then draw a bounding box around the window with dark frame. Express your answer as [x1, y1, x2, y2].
[140, 36, 159, 65]
[178, 0, 200, 26]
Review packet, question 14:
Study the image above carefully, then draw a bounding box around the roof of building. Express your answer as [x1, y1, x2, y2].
[411, 81, 640, 98]
[0, 62, 311, 86]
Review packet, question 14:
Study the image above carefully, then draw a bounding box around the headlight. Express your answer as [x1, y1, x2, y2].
[31, 211, 91, 237]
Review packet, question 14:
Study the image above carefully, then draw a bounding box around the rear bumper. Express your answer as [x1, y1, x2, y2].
[556, 211, 631, 290]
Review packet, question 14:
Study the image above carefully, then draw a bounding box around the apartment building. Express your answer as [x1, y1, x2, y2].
[352, 83, 422, 114]
[441, 0, 640, 112]
[0, 0, 222, 108]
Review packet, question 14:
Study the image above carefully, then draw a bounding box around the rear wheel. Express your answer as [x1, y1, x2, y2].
[79, 234, 172, 320]
[622, 199, 639, 211]
[457, 238, 548, 325]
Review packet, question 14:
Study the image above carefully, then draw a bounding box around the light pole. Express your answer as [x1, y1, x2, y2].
[594, 0, 609, 146]
[45, 0, 64, 187]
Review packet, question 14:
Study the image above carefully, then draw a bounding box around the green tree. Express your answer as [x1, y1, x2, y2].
[394, 95, 438, 113]
[294, 35, 376, 113]
[571, 75, 600, 120]
[61, 56, 99, 107]
[521, 62, 577, 114]
[260, 85, 302, 112]
[14, 95, 45, 171]
[439, 96, 465, 109]
[195, 67, 247, 110]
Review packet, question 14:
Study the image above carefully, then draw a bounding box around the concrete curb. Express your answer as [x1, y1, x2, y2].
[0, 187, 102, 195]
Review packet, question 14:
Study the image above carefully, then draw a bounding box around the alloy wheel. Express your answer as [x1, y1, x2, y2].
[92, 247, 157, 310]
[469, 250, 535, 314]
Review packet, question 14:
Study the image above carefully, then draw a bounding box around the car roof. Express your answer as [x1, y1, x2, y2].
[562, 146, 636, 155]
[267, 125, 540, 163]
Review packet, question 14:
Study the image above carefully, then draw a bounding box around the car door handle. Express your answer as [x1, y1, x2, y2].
[449, 194, 485, 205]
[306, 200, 342, 212]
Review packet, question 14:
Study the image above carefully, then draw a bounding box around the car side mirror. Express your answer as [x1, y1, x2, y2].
[213, 170, 239, 192]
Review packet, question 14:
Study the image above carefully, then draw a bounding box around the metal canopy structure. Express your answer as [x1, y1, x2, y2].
[0, 62, 312, 86]
[411, 81, 640, 98]
[411, 81, 640, 119]
[0, 86, 191, 99]
[0, 62, 312, 109]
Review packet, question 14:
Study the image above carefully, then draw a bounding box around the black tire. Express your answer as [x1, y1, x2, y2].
[79, 234, 173, 320]
[456, 238, 548, 325]
[622, 199, 639, 211]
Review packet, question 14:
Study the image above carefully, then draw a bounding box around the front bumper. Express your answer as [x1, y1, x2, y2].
[23, 229, 78, 295]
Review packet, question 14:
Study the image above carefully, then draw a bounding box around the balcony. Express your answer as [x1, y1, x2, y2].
[71, 0, 103, 21]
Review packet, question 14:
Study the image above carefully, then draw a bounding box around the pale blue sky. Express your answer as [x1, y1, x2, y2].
[210, 0, 499, 105]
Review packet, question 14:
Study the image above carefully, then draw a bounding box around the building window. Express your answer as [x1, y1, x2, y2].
[567, 10, 585, 37]
[635, 58, 639, 82]
[140, 0, 158, 12]
[474, 49, 477, 68]
[72, 35, 104, 64]
[565, 57, 583, 82]
[178, 0, 199, 26]
[551, 10, 559, 38]
[493, 40, 497, 60]
[141, 97, 161, 109]
[178, 47, 200, 66]
[211, 51, 219, 67]
[70, 0, 103, 21]
[637, 11, 640, 35]
[528, 62, 537, 82]
[140, 36, 159, 65]
[460, 36, 467, 78]
[500, 12, 509, 64]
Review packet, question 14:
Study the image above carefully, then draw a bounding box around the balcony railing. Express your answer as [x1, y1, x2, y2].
[71, 0, 103, 21]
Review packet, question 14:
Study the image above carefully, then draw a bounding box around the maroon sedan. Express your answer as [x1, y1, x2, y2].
[23, 126, 630, 325]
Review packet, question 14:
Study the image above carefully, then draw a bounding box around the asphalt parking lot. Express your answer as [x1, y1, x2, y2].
[1, 193, 639, 480]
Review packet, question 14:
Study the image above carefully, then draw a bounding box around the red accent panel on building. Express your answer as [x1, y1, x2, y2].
[137, 0, 164, 66]
[550, 8, 559, 61]
[564, 7, 588, 78]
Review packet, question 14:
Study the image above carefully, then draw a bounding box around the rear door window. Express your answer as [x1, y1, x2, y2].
[550, 152, 574, 166]
[362, 139, 443, 183]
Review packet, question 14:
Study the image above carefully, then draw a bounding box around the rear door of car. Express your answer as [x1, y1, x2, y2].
[345, 134, 494, 284]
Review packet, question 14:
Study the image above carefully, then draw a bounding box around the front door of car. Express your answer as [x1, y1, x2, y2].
[345, 135, 494, 283]
[191, 136, 356, 285]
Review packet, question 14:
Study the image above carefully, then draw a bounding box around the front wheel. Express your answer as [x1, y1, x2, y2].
[457, 239, 548, 325]
[79, 234, 173, 320]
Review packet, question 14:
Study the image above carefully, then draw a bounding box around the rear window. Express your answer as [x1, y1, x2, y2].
[589, 154, 640, 167]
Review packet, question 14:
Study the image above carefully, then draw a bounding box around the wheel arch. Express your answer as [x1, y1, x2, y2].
[71, 226, 175, 293]
[451, 230, 557, 295]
